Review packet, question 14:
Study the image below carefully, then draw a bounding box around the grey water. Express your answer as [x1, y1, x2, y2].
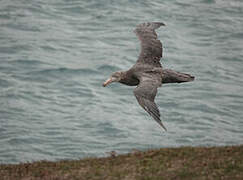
[0, 0, 243, 164]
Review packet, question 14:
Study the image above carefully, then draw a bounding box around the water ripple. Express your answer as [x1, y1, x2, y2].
[0, 0, 243, 164]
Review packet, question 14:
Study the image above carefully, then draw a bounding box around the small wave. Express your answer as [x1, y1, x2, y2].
[6, 22, 41, 32]
[97, 64, 120, 73]
[0, 78, 12, 87]
[231, 32, 243, 39]
[9, 59, 52, 66]
[27, 67, 99, 80]
[0, 45, 31, 54]
[43, 67, 97, 75]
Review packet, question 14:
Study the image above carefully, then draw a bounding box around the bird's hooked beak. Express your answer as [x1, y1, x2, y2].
[103, 77, 116, 87]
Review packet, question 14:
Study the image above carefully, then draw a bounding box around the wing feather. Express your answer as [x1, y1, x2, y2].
[133, 74, 166, 131]
[134, 22, 165, 67]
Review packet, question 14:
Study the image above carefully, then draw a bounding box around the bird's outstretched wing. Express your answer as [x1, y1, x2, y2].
[133, 73, 166, 131]
[134, 22, 165, 67]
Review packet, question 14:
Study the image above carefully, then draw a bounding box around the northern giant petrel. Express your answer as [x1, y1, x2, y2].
[103, 22, 194, 131]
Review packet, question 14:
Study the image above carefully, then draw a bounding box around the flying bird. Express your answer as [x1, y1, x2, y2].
[103, 22, 194, 131]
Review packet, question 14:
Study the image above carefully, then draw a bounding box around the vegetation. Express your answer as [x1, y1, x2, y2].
[1, 145, 242, 180]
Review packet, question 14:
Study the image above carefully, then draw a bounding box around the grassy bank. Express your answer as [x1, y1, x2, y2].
[1, 145, 242, 180]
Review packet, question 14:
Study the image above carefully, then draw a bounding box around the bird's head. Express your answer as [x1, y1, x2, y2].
[103, 71, 123, 87]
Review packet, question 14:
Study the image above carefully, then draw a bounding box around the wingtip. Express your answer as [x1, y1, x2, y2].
[136, 22, 166, 30]
[187, 75, 195, 82]
[159, 22, 166, 26]
[152, 22, 165, 27]
[157, 120, 167, 131]
[152, 22, 166, 28]
[160, 123, 167, 131]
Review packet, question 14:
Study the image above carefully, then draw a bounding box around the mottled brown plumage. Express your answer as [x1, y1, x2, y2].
[103, 22, 194, 131]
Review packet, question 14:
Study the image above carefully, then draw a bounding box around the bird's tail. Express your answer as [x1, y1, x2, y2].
[162, 69, 195, 84]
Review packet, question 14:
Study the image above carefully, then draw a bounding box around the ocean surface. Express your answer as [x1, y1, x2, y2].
[1, 0, 243, 164]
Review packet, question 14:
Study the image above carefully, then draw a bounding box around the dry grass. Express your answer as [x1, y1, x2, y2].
[1, 145, 242, 180]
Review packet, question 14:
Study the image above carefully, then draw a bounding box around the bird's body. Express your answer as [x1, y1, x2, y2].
[103, 22, 194, 131]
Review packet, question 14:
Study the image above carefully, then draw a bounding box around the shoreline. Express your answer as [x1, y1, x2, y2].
[1, 145, 242, 179]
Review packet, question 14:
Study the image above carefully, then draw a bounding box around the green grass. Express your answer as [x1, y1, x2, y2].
[0, 145, 242, 180]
